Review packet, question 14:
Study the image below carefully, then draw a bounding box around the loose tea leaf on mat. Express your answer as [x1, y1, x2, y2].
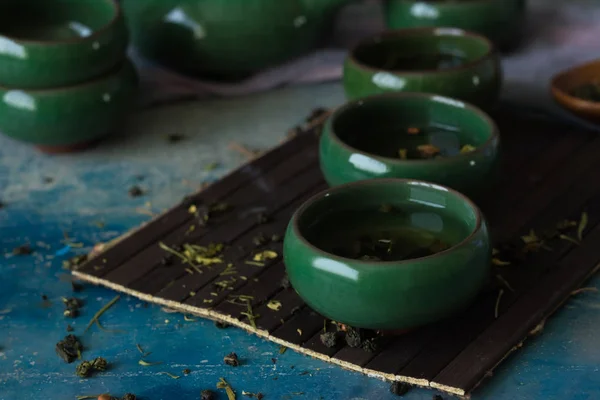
[56, 334, 83, 363]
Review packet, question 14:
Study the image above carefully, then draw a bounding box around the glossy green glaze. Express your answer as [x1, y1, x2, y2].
[0, 60, 138, 148]
[343, 28, 502, 108]
[0, 0, 128, 89]
[384, 0, 527, 49]
[319, 92, 500, 200]
[121, 0, 352, 80]
[283, 179, 491, 330]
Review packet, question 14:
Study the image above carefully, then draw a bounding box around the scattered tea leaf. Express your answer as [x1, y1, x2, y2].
[158, 371, 180, 379]
[253, 250, 278, 262]
[492, 258, 511, 267]
[62, 297, 82, 318]
[201, 389, 217, 400]
[139, 360, 163, 367]
[85, 295, 120, 333]
[297, 329, 302, 336]
[183, 368, 191, 375]
[240, 300, 259, 329]
[242, 391, 264, 399]
[320, 332, 338, 348]
[494, 289, 504, 319]
[279, 346, 287, 354]
[167, 133, 187, 143]
[577, 212, 588, 241]
[136, 344, 151, 357]
[184, 315, 196, 322]
[204, 162, 220, 171]
[217, 377, 236, 400]
[390, 382, 410, 396]
[224, 352, 240, 367]
[345, 327, 362, 348]
[245, 260, 265, 267]
[62, 254, 88, 270]
[215, 321, 230, 329]
[496, 274, 515, 292]
[56, 334, 83, 363]
[267, 300, 282, 311]
[571, 287, 599, 296]
[417, 144, 440, 158]
[559, 234, 580, 246]
[220, 264, 238, 276]
[123, 394, 137, 400]
[398, 148, 408, 159]
[128, 185, 144, 198]
[12, 244, 32, 256]
[460, 144, 476, 154]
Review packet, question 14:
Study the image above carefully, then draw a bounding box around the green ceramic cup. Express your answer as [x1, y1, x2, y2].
[343, 27, 502, 108]
[319, 92, 500, 201]
[0, 59, 138, 153]
[283, 178, 491, 330]
[0, 0, 128, 88]
[384, 0, 527, 50]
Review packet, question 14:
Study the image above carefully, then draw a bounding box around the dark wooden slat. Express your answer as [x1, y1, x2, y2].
[390, 146, 600, 384]
[151, 181, 326, 303]
[333, 346, 378, 367]
[272, 307, 326, 345]
[433, 222, 600, 393]
[77, 131, 319, 275]
[493, 137, 600, 241]
[106, 164, 323, 287]
[215, 265, 286, 318]
[486, 131, 591, 222]
[185, 251, 282, 309]
[254, 290, 306, 333]
[89, 146, 320, 279]
[365, 328, 437, 374]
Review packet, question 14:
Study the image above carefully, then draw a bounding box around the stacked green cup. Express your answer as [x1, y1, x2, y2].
[0, 0, 138, 153]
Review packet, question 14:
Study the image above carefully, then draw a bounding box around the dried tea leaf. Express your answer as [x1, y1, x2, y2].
[266, 300, 282, 311]
[460, 144, 476, 154]
[398, 148, 408, 160]
[492, 258, 511, 267]
[223, 352, 240, 367]
[416, 144, 440, 158]
[494, 289, 504, 319]
[217, 378, 236, 400]
[559, 234, 580, 246]
[390, 382, 411, 396]
[201, 390, 217, 400]
[253, 250, 278, 262]
[158, 371, 180, 379]
[139, 360, 163, 367]
[319, 332, 338, 348]
[279, 346, 287, 354]
[56, 334, 83, 363]
[577, 212, 588, 241]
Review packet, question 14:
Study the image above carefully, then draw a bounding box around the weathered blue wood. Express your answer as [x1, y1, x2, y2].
[1, 83, 599, 400]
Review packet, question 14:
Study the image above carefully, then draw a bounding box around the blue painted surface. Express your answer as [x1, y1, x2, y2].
[1, 83, 600, 400]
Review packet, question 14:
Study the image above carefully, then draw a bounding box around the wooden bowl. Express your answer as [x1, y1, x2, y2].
[551, 59, 600, 124]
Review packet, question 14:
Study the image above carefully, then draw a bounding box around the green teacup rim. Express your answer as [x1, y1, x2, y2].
[325, 91, 500, 166]
[348, 27, 496, 75]
[290, 178, 484, 268]
[0, 0, 121, 45]
[0, 59, 132, 92]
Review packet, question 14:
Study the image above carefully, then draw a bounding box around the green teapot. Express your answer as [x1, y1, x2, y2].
[121, 0, 354, 80]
